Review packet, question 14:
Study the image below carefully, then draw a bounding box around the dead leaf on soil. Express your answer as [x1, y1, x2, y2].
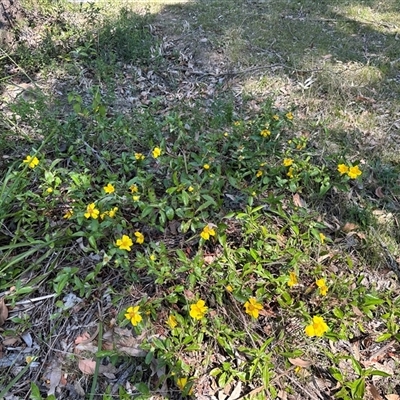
[227, 381, 242, 400]
[74, 332, 91, 345]
[2, 337, 20, 346]
[78, 358, 96, 375]
[375, 187, 384, 198]
[203, 254, 216, 265]
[341, 222, 358, 233]
[368, 383, 384, 400]
[292, 193, 306, 208]
[0, 298, 9, 326]
[288, 357, 313, 368]
[184, 290, 195, 300]
[47, 365, 62, 396]
[386, 395, 400, 400]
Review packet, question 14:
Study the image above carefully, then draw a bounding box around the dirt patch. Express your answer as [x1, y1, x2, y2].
[0, 0, 25, 45]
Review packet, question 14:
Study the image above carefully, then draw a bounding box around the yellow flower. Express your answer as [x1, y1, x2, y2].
[130, 184, 138, 193]
[63, 209, 73, 219]
[103, 183, 115, 194]
[150, 254, 156, 261]
[177, 377, 193, 394]
[226, 285, 233, 292]
[188, 186, 194, 192]
[286, 112, 294, 120]
[152, 147, 161, 158]
[234, 121, 241, 126]
[46, 188, 53, 194]
[23, 155, 39, 169]
[288, 272, 298, 287]
[305, 316, 329, 337]
[116, 235, 133, 251]
[283, 158, 294, 167]
[224, 132, 229, 137]
[319, 232, 326, 243]
[166, 315, 178, 329]
[200, 225, 216, 240]
[347, 165, 362, 179]
[203, 163, 210, 170]
[189, 299, 208, 320]
[108, 207, 118, 218]
[132, 195, 140, 201]
[316, 279, 328, 296]
[260, 129, 271, 137]
[287, 167, 294, 179]
[256, 170, 263, 178]
[135, 231, 144, 244]
[135, 152, 145, 160]
[84, 203, 100, 219]
[337, 164, 349, 175]
[244, 297, 263, 319]
[125, 306, 142, 326]
[272, 114, 279, 121]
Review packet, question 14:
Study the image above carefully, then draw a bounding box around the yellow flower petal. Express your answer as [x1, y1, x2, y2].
[125, 306, 142, 326]
[189, 299, 208, 320]
[244, 297, 263, 319]
[116, 235, 133, 251]
[103, 183, 115, 194]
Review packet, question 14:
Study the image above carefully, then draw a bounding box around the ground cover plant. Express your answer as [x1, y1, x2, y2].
[0, 0, 400, 399]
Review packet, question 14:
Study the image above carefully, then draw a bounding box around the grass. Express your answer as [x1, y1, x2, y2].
[1, 0, 400, 399]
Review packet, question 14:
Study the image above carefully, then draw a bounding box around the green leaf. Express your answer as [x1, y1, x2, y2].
[181, 191, 190, 206]
[350, 377, 365, 399]
[196, 200, 214, 213]
[145, 351, 154, 365]
[351, 357, 363, 376]
[209, 368, 221, 377]
[364, 369, 391, 377]
[30, 382, 42, 400]
[201, 194, 217, 205]
[88, 236, 97, 249]
[375, 333, 392, 342]
[136, 383, 150, 395]
[249, 248, 259, 261]
[329, 367, 343, 382]
[363, 294, 384, 306]
[333, 307, 344, 319]
[165, 207, 174, 220]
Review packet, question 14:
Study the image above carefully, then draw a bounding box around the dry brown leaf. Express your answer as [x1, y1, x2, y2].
[292, 193, 306, 208]
[277, 389, 288, 399]
[356, 95, 376, 104]
[375, 187, 384, 198]
[2, 337, 20, 346]
[342, 222, 358, 233]
[75, 342, 98, 354]
[203, 254, 216, 265]
[288, 357, 313, 368]
[47, 364, 62, 396]
[352, 305, 364, 317]
[0, 298, 8, 326]
[184, 290, 195, 300]
[118, 346, 147, 357]
[227, 381, 242, 400]
[74, 332, 91, 345]
[368, 384, 384, 400]
[78, 358, 96, 375]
